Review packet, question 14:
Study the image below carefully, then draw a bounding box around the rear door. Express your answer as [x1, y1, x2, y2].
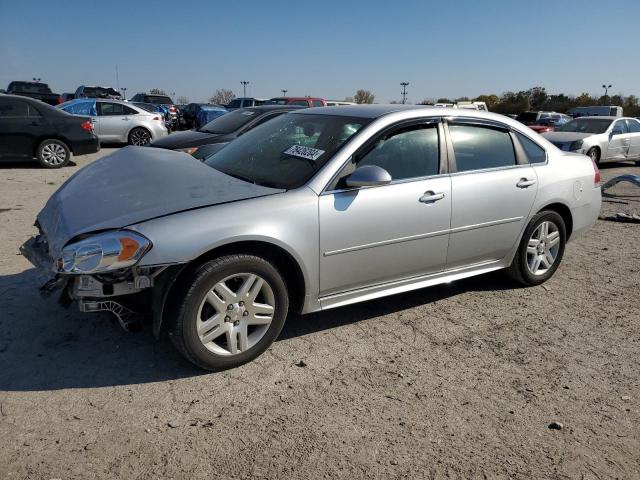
[96, 102, 129, 142]
[0, 97, 37, 158]
[444, 119, 538, 269]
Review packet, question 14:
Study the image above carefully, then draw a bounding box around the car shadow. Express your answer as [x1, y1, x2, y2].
[0, 267, 516, 391]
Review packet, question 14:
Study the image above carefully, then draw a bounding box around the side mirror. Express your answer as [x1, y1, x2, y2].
[345, 165, 392, 188]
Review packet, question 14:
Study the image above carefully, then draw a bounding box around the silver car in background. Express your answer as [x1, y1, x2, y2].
[542, 116, 640, 166]
[21, 106, 602, 371]
[59, 98, 168, 145]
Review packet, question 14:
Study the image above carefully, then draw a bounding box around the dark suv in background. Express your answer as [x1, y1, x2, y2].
[6, 81, 61, 106]
[130, 93, 178, 128]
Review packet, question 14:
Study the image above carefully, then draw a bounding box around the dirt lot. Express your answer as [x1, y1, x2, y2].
[0, 149, 639, 479]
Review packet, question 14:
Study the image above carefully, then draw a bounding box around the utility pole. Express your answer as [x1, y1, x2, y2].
[241, 81, 249, 98]
[400, 82, 409, 104]
[602, 84, 612, 104]
[120, 87, 127, 100]
[115, 65, 119, 94]
[281, 89, 288, 96]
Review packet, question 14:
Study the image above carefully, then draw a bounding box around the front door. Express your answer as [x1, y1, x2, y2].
[606, 119, 630, 160]
[319, 121, 451, 296]
[445, 121, 538, 269]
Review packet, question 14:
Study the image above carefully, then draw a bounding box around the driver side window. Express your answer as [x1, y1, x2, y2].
[612, 121, 629, 135]
[356, 124, 439, 181]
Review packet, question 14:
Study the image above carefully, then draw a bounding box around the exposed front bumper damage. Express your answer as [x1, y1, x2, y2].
[20, 234, 176, 332]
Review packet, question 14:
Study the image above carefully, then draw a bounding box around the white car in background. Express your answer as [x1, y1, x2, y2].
[542, 116, 640, 165]
[58, 99, 168, 145]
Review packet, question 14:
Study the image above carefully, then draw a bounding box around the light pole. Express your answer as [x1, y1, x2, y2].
[241, 81, 249, 98]
[120, 87, 127, 100]
[281, 89, 288, 96]
[400, 82, 409, 104]
[32, 77, 41, 82]
[602, 84, 612, 104]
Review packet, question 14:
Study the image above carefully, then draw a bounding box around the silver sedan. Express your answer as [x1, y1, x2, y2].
[542, 116, 640, 166]
[21, 106, 602, 370]
[59, 99, 168, 145]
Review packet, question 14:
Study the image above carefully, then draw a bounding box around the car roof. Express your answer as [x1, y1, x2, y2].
[269, 97, 324, 101]
[574, 116, 619, 120]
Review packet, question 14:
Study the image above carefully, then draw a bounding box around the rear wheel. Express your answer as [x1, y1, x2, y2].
[507, 211, 566, 286]
[587, 147, 600, 165]
[36, 139, 70, 168]
[170, 254, 289, 371]
[128, 127, 151, 146]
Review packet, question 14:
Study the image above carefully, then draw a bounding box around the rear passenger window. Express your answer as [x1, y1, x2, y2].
[357, 124, 439, 180]
[449, 125, 516, 172]
[312, 100, 324, 107]
[626, 119, 640, 133]
[0, 99, 29, 116]
[516, 132, 546, 164]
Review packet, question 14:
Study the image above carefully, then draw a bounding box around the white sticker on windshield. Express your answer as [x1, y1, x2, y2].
[283, 145, 325, 161]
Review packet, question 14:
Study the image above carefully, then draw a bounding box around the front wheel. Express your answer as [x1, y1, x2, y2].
[507, 211, 566, 286]
[170, 254, 289, 371]
[128, 127, 151, 146]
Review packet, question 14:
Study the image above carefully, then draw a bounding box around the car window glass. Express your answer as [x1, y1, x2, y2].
[612, 121, 628, 134]
[450, 125, 516, 172]
[516, 132, 546, 164]
[27, 104, 42, 116]
[228, 99, 242, 108]
[290, 100, 309, 106]
[99, 102, 124, 116]
[627, 119, 640, 133]
[0, 98, 29, 116]
[312, 100, 324, 107]
[123, 105, 138, 115]
[357, 124, 439, 180]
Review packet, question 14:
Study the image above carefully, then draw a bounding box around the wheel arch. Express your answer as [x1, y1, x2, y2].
[127, 125, 152, 144]
[33, 136, 71, 157]
[154, 239, 308, 337]
[537, 202, 573, 239]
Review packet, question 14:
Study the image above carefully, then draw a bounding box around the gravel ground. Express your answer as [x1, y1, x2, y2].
[0, 149, 639, 479]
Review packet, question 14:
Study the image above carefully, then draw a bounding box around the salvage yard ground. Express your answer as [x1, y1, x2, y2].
[0, 149, 639, 479]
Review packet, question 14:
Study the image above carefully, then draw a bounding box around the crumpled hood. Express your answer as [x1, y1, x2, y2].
[37, 146, 284, 258]
[148, 129, 224, 149]
[541, 132, 594, 143]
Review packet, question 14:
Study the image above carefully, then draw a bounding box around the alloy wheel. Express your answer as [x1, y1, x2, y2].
[196, 273, 275, 356]
[130, 129, 151, 146]
[526, 220, 561, 276]
[41, 143, 67, 166]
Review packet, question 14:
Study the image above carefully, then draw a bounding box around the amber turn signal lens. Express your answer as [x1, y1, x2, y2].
[119, 237, 140, 261]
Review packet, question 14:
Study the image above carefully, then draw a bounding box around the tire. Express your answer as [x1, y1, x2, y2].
[507, 211, 566, 286]
[170, 254, 289, 371]
[586, 147, 600, 165]
[128, 127, 152, 146]
[36, 139, 70, 168]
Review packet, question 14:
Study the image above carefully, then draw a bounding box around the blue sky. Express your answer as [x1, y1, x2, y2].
[1, 0, 638, 103]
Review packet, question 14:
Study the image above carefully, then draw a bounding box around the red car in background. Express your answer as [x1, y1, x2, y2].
[527, 114, 572, 134]
[266, 96, 327, 107]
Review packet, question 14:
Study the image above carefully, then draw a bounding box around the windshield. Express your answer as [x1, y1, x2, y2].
[557, 118, 612, 134]
[204, 113, 370, 189]
[200, 109, 259, 134]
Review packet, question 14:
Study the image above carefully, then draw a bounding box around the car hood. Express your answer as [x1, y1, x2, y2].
[36, 146, 284, 259]
[148, 129, 227, 149]
[540, 132, 594, 143]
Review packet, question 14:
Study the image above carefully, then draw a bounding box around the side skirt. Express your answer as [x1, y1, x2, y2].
[318, 260, 506, 311]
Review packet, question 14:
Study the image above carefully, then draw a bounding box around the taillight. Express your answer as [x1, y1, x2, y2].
[57, 96, 62, 104]
[591, 159, 601, 187]
[169, 106, 176, 112]
[81, 120, 93, 133]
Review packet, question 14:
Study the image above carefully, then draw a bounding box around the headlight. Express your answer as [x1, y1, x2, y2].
[58, 231, 151, 274]
[569, 140, 583, 151]
[175, 147, 199, 155]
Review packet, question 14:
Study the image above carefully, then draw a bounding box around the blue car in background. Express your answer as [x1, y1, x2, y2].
[195, 106, 227, 129]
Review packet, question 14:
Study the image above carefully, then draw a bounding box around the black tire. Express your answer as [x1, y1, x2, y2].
[586, 147, 600, 165]
[128, 127, 152, 146]
[36, 139, 70, 168]
[507, 210, 567, 286]
[170, 254, 289, 371]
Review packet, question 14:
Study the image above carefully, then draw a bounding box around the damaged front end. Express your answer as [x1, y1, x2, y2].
[20, 226, 175, 332]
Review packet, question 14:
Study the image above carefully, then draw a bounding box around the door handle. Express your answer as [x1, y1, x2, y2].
[419, 191, 445, 203]
[516, 178, 536, 188]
